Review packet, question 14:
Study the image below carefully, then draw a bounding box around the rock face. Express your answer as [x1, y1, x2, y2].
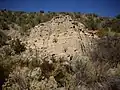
[24, 15, 98, 58]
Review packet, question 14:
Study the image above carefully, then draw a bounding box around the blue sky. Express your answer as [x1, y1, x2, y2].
[0, 0, 120, 17]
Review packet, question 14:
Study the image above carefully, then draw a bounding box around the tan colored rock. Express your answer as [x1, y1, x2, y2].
[24, 15, 97, 59]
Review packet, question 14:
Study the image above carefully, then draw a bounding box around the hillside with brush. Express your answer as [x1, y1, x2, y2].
[0, 9, 120, 90]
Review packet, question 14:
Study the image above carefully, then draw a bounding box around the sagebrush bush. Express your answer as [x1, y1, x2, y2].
[0, 31, 8, 47]
[96, 29, 108, 37]
[10, 38, 26, 54]
[70, 55, 120, 90]
[91, 35, 120, 67]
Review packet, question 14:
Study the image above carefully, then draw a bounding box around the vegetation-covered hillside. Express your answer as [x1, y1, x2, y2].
[0, 9, 120, 33]
[0, 10, 58, 32]
[0, 9, 120, 90]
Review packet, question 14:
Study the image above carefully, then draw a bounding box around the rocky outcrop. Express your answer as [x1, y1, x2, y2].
[23, 15, 98, 60]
